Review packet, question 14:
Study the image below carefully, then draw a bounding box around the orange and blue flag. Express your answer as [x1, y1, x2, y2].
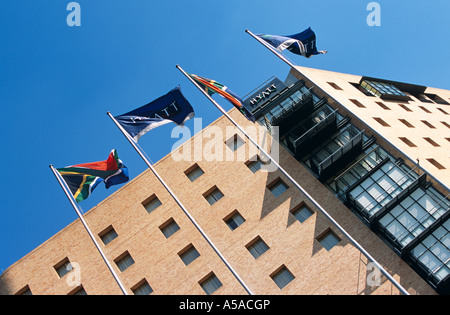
[189, 74, 256, 123]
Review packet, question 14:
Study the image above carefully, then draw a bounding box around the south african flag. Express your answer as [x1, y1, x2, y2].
[57, 149, 129, 203]
[189, 73, 256, 123]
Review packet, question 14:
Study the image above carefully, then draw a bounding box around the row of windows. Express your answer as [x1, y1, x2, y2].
[399, 137, 445, 148]
[328, 80, 450, 107]
[18, 151, 344, 295]
[373, 117, 450, 130]
[329, 82, 450, 159]
[270, 77, 450, 292]
[18, 200, 340, 295]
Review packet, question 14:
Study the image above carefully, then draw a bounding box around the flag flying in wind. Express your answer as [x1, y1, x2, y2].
[189, 73, 256, 123]
[57, 149, 129, 203]
[114, 86, 195, 142]
[256, 27, 327, 58]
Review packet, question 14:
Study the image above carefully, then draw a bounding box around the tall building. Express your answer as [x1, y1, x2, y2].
[1, 66, 449, 295]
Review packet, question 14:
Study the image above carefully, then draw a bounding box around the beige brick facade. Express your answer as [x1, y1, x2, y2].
[1, 67, 448, 295]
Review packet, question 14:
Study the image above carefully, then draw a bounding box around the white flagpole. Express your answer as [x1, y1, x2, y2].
[106, 112, 254, 295]
[245, 29, 298, 69]
[176, 65, 410, 296]
[49, 165, 129, 295]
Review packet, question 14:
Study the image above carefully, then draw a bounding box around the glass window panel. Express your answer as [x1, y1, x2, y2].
[361, 178, 375, 190]
[417, 194, 439, 212]
[247, 238, 270, 259]
[431, 243, 448, 262]
[186, 166, 204, 182]
[378, 176, 396, 194]
[161, 220, 180, 238]
[133, 281, 153, 295]
[100, 228, 118, 245]
[225, 212, 245, 231]
[390, 204, 404, 218]
[205, 189, 224, 205]
[269, 180, 288, 198]
[356, 192, 376, 211]
[400, 196, 415, 209]
[412, 243, 427, 257]
[180, 246, 200, 266]
[386, 220, 408, 240]
[55, 259, 72, 278]
[116, 253, 135, 272]
[292, 205, 314, 223]
[423, 235, 437, 248]
[247, 159, 263, 173]
[435, 266, 450, 281]
[367, 184, 384, 202]
[200, 274, 223, 295]
[318, 231, 341, 251]
[442, 234, 450, 249]
[407, 203, 428, 220]
[397, 212, 416, 230]
[379, 213, 395, 226]
[411, 188, 426, 201]
[434, 227, 447, 241]
[144, 197, 162, 214]
[271, 267, 295, 289]
[419, 251, 440, 271]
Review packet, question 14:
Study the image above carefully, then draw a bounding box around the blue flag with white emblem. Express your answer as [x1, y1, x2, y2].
[257, 27, 327, 58]
[115, 86, 195, 142]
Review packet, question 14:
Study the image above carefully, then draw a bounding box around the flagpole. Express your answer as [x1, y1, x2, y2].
[49, 165, 129, 295]
[245, 29, 298, 69]
[176, 64, 410, 296]
[106, 112, 254, 295]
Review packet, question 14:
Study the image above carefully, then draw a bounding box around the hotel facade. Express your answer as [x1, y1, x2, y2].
[1, 66, 449, 295]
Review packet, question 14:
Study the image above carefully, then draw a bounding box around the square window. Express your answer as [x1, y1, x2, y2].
[246, 236, 270, 259]
[426, 159, 446, 170]
[437, 108, 449, 115]
[224, 210, 246, 231]
[373, 117, 390, 127]
[226, 134, 244, 151]
[375, 102, 390, 110]
[185, 164, 204, 182]
[199, 273, 223, 295]
[204, 187, 224, 205]
[327, 82, 343, 90]
[268, 179, 289, 198]
[99, 225, 118, 245]
[399, 119, 415, 128]
[271, 266, 295, 289]
[317, 229, 341, 251]
[114, 251, 135, 272]
[69, 286, 87, 295]
[349, 99, 366, 108]
[398, 137, 417, 148]
[159, 218, 180, 238]
[143, 195, 162, 214]
[398, 104, 412, 112]
[54, 258, 72, 278]
[419, 106, 432, 113]
[423, 137, 440, 147]
[246, 157, 263, 173]
[291, 203, 314, 223]
[178, 244, 200, 266]
[15, 285, 32, 296]
[132, 279, 153, 295]
[421, 120, 436, 129]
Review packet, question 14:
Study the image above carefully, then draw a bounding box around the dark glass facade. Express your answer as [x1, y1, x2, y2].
[244, 73, 450, 294]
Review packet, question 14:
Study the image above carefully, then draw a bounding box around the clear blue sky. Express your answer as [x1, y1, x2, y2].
[0, 0, 449, 272]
